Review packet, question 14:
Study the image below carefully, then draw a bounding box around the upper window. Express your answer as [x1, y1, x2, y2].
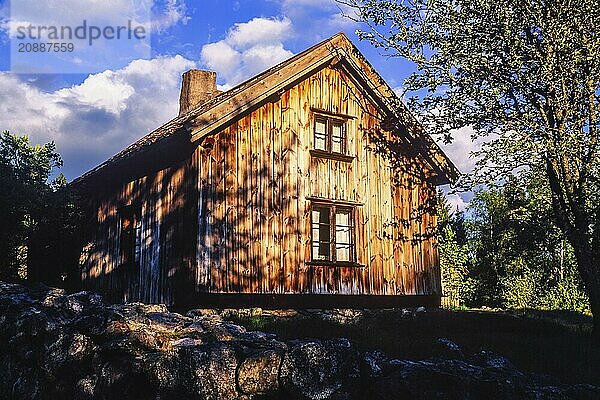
[119, 205, 142, 267]
[314, 115, 347, 154]
[311, 203, 356, 264]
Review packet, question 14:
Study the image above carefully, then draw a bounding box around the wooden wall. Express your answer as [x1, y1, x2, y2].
[193, 65, 440, 298]
[80, 64, 440, 305]
[80, 160, 197, 304]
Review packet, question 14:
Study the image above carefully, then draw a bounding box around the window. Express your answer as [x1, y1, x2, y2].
[314, 115, 347, 154]
[119, 205, 142, 266]
[311, 203, 356, 264]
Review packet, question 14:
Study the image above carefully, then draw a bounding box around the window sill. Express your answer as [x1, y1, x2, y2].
[310, 149, 354, 163]
[306, 261, 366, 268]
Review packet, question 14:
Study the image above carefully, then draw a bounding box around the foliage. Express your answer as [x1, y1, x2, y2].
[343, 0, 600, 332]
[460, 174, 589, 312]
[437, 171, 589, 313]
[437, 193, 470, 308]
[0, 131, 80, 283]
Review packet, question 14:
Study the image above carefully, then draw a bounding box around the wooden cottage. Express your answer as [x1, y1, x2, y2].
[72, 33, 458, 308]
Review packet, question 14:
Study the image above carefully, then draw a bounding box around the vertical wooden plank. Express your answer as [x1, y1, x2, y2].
[250, 109, 262, 294]
[292, 81, 312, 293]
[211, 132, 225, 292]
[381, 155, 396, 295]
[272, 99, 283, 294]
[298, 77, 312, 293]
[196, 146, 209, 292]
[225, 124, 238, 292]
[260, 103, 272, 293]
[237, 115, 250, 293]
[280, 90, 296, 293]
[391, 174, 404, 294]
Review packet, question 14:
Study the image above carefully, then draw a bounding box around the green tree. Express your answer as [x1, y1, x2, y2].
[343, 0, 600, 336]
[0, 131, 79, 284]
[465, 174, 588, 312]
[437, 194, 469, 307]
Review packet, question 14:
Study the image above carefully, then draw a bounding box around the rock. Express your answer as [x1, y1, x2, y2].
[141, 351, 183, 395]
[280, 340, 340, 399]
[433, 338, 464, 360]
[182, 344, 240, 399]
[280, 338, 359, 399]
[470, 350, 517, 370]
[43, 332, 95, 377]
[202, 320, 246, 342]
[75, 375, 97, 399]
[306, 309, 364, 324]
[186, 308, 219, 318]
[371, 359, 480, 399]
[176, 320, 206, 339]
[0, 281, 28, 296]
[169, 337, 203, 348]
[361, 351, 389, 379]
[146, 311, 191, 331]
[238, 348, 283, 394]
[0, 282, 598, 400]
[415, 306, 426, 313]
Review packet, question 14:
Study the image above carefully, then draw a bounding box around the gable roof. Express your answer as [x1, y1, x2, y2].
[72, 32, 459, 187]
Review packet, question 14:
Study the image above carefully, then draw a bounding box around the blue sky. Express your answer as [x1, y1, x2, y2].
[0, 0, 474, 209]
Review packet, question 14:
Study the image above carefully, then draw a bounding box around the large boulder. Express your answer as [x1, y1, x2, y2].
[279, 338, 359, 399]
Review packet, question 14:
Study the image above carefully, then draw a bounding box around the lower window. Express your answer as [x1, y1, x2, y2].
[311, 203, 356, 264]
[118, 204, 142, 267]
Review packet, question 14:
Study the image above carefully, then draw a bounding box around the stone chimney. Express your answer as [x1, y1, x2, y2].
[179, 70, 219, 115]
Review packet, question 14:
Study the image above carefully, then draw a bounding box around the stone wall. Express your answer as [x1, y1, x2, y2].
[0, 282, 597, 399]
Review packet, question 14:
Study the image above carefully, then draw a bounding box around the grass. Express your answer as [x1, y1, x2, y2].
[225, 307, 599, 386]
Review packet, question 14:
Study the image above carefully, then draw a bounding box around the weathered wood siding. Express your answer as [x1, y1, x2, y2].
[194, 65, 440, 297]
[80, 65, 440, 304]
[80, 159, 197, 304]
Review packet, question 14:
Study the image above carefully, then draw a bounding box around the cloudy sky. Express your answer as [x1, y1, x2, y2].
[0, 0, 475, 209]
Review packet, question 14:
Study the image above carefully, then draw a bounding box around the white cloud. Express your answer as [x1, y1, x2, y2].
[56, 72, 136, 114]
[437, 125, 486, 174]
[241, 43, 294, 74]
[0, 55, 196, 180]
[200, 17, 294, 87]
[152, 0, 190, 32]
[200, 41, 241, 79]
[226, 16, 293, 48]
[2, 1, 188, 73]
[3, 0, 187, 35]
[444, 192, 468, 212]
[435, 125, 497, 211]
[280, 0, 358, 41]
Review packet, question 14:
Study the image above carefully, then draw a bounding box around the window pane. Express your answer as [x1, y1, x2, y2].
[312, 209, 321, 223]
[336, 210, 350, 226]
[335, 209, 353, 262]
[315, 120, 326, 134]
[332, 136, 342, 153]
[332, 122, 341, 136]
[313, 245, 322, 260]
[314, 120, 327, 150]
[312, 207, 331, 261]
[315, 134, 326, 150]
[336, 225, 350, 244]
[331, 122, 344, 153]
[134, 219, 142, 262]
[336, 244, 350, 262]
